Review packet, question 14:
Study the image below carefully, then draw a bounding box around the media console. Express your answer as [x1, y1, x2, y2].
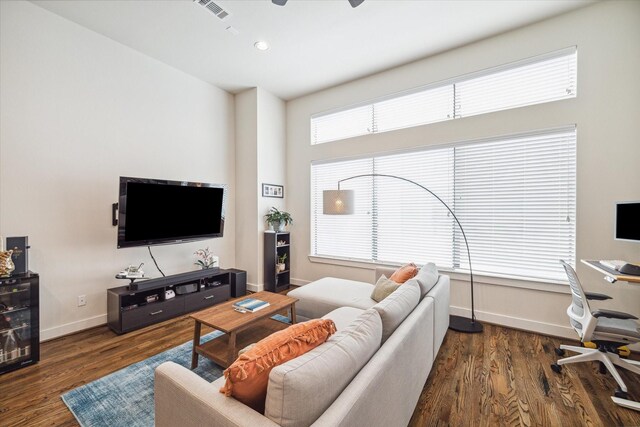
[107, 268, 246, 334]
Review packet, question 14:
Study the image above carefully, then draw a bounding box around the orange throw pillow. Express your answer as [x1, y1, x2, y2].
[219, 318, 337, 413]
[389, 262, 418, 283]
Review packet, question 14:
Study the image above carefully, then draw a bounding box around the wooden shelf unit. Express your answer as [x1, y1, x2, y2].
[264, 231, 290, 292]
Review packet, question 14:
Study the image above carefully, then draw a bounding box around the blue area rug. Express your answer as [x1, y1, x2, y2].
[62, 314, 290, 427]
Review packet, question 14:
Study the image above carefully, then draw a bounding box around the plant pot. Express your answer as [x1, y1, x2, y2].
[276, 263, 285, 273]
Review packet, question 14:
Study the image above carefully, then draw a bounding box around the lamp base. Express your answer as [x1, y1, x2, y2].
[449, 315, 483, 333]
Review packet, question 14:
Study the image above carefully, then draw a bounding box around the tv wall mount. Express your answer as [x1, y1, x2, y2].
[112, 203, 118, 226]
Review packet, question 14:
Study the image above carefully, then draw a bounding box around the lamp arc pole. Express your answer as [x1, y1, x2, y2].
[331, 173, 482, 333]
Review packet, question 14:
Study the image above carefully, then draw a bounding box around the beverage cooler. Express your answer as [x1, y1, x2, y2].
[0, 272, 39, 374]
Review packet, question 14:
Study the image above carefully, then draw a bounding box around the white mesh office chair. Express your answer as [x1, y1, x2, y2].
[552, 261, 640, 411]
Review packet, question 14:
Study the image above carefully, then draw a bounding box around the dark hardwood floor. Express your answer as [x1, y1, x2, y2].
[1, 316, 639, 426]
[410, 324, 640, 427]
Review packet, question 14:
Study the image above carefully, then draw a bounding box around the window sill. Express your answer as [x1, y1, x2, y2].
[308, 255, 570, 295]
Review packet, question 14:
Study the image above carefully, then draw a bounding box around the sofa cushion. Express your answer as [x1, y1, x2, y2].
[372, 280, 420, 342]
[389, 262, 418, 283]
[370, 275, 400, 302]
[219, 319, 337, 413]
[322, 306, 366, 331]
[288, 277, 377, 319]
[265, 309, 382, 427]
[413, 262, 439, 299]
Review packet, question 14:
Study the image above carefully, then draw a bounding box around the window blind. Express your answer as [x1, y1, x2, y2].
[311, 127, 576, 281]
[310, 47, 577, 145]
[373, 149, 454, 267]
[453, 129, 576, 280]
[311, 158, 374, 261]
[455, 49, 577, 118]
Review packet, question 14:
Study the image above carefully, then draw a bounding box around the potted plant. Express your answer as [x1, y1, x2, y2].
[264, 207, 293, 232]
[194, 247, 216, 269]
[276, 253, 287, 273]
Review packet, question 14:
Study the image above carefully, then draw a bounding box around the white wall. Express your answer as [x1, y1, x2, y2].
[286, 1, 640, 339]
[256, 88, 287, 287]
[235, 87, 286, 290]
[0, 1, 236, 340]
[234, 89, 259, 287]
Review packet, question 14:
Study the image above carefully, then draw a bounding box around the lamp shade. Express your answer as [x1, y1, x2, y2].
[323, 190, 354, 215]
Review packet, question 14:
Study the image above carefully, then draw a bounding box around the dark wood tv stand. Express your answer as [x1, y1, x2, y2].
[107, 268, 244, 334]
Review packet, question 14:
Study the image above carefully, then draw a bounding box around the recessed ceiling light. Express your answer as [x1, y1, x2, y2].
[254, 41, 270, 51]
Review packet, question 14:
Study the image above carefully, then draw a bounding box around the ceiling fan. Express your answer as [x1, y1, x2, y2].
[272, 0, 365, 8]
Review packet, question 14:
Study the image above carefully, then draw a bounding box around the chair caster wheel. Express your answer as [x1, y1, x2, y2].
[555, 347, 565, 357]
[551, 363, 562, 374]
[614, 389, 628, 400]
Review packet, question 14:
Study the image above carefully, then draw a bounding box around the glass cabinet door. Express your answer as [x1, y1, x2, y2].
[0, 281, 32, 366]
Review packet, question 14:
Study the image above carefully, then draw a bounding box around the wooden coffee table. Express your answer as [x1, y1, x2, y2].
[190, 291, 298, 369]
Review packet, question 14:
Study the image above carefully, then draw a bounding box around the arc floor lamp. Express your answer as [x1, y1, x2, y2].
[323, 173, 483, 333]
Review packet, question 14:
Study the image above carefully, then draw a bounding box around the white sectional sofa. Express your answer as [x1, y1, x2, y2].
[155, 266, 450, 427]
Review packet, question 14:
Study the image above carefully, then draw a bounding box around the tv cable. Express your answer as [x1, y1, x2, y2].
[148, 246, 166, 277]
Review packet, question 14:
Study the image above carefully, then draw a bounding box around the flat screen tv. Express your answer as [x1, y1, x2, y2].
[615, 201, 640, 242]
[117, 177, 226, 248]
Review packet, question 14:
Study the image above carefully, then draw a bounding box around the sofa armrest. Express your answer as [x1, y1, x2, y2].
[154, 362, 279, 427]
[374, 267, 396, 282]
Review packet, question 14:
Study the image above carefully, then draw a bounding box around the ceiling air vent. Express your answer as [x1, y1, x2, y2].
[195, 0, 231, 21]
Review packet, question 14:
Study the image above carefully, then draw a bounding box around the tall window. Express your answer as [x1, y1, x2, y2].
[311, 127, 576, 281]
[311, 47, 577, 145]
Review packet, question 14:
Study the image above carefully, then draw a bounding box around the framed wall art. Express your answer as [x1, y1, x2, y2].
[262, 183, 284, 198]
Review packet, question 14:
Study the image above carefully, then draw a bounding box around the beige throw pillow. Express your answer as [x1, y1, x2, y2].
[372, 280, 420, 343]
[414, 262, 439, 298]
[370, 275, 400, 302]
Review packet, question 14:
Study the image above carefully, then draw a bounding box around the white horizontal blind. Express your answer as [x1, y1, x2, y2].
[312, 105, 372, 146]
[374, 85, 453, 133]
[310, 47, 576, 145]
[454, 129, 576, 280]
[373, 150, 454, 267]
[455, 49, 577, 118]
[311, 127, 576, 281]
[311, 158, 374, 260]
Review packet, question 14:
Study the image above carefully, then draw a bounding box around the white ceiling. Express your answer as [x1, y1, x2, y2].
[33, 0, 593, 100]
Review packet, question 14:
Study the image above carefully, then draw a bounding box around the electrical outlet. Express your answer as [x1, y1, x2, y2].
[78, 295, 87, 307]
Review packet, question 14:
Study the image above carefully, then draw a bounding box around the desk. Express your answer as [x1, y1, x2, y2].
[581, 260, 640, 284]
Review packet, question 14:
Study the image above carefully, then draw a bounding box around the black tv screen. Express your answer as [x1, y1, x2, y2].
[615, 201, 640, 242]
[117, 177, 225, 248]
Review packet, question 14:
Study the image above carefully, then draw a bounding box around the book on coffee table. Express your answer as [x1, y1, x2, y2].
[233, 298, 270, 313]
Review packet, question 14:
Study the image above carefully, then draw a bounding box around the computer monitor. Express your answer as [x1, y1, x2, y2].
[615, 201, 640, 242]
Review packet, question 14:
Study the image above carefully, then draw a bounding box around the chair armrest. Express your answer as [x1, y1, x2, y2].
[592, 309, 639, 320]
[584, 292, 612, 301]
[154, 362, 279, 427]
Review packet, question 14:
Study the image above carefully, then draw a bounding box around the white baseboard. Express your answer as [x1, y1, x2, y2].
[293, 279, 573, 338]
[40, 313, 107, 342]
[450, 305, 575, 339]
[247, 282, 264, 292]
